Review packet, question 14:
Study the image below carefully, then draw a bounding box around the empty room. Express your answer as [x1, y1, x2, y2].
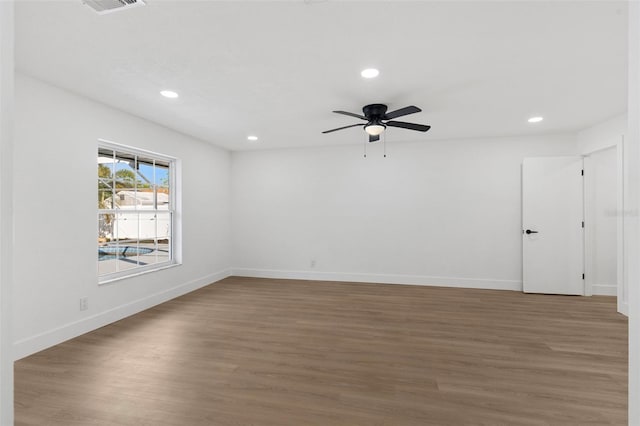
[0, 0, 639, 425]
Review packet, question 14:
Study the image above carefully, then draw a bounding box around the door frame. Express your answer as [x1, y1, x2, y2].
[582, 139, 626, 314]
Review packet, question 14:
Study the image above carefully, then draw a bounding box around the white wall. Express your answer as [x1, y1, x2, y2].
[577, 114, 627, 154]
[231, 135, 577, 290]
[0, 2, 14, 424]
[12, 74, 232, 359]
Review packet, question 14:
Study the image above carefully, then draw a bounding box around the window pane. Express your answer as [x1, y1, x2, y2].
[114, 212, 139, 272]
[98, 150, 115, 209]
[137, 158, 155, 208]
[98, 213, 117, 276]
[155, 162, 170, 210]
[114, 151, 138, 209]
[137, 212, 155, 266]
[155, 211, 171, 265]
[98, 212, 115, 242]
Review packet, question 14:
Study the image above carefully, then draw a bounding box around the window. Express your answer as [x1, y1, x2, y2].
[98, 142, 176, 281]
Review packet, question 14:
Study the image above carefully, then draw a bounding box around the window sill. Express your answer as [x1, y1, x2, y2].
[99, 262, 181, 285]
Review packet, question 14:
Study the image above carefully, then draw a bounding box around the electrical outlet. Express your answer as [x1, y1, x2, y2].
[79, 297, 88, 311]
[310, 259, 316, 268]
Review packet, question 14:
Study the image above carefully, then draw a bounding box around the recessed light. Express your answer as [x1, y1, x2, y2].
[528, 116, 544, 123]
[361, 68, 380, 79]
[247, 135, 258, 141]
[160, 90, 179, 99]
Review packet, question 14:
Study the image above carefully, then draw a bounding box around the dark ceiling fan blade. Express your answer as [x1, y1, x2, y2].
[386, 121, 431, 132]
[369, 134, 380, 143]
[383, 106, 421, 120]
[333, 110, 367, 120]
[322, 123, 363, 134]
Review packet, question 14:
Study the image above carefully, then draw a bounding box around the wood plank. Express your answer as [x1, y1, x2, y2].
[15, 277, 628, 425]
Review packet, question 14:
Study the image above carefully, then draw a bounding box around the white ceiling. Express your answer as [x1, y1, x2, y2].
[16, 1, 628, 151]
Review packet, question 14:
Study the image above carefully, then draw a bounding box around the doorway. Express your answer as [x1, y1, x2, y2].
[584, 144, 625, 313]
[522, 148, 624, 310]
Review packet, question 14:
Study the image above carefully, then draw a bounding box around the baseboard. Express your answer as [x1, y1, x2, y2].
[231, 268, 522, 291]
[592, 283, 618, 296]
[619, 301, 628, 316]
[13, 269, 232, 361]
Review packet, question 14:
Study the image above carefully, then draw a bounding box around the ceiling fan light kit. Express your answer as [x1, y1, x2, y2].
[364, 124, 386, 136]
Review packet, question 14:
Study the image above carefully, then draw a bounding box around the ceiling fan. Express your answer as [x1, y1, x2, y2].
[322, 104, 431, 142]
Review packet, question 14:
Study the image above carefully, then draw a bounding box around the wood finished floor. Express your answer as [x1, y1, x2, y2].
[15, 277, 628, 426]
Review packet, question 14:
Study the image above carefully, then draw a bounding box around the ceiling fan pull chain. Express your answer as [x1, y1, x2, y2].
[363, 135, 367, 158]
[383, 132, 387, 158]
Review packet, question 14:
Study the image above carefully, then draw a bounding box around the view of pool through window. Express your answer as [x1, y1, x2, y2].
[98, 144, 175, 280]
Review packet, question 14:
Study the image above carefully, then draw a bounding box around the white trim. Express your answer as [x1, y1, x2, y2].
[13, 269, 232, 361]
[629, 4, 640, 424]
[620, 301, 629, 317]
[616, 137, 625, 314]
[592, 284, 618, 296]
[98, 139, 177, 163]
[231, 268, 522, 291]
[84, 0, 146, 15]
[583, 155, 593, 296]
[98, 262, 181, 285]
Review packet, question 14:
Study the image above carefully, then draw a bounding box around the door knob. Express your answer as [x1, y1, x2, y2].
[525, 229, 538, 234]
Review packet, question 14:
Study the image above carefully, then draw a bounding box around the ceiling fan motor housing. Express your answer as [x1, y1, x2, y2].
[363, 104, 388, 123]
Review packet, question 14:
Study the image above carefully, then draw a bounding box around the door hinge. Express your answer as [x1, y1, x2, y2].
[582, 273, 585, 280]
[582, 221, 584, 228]
[581, 169, 584, 176]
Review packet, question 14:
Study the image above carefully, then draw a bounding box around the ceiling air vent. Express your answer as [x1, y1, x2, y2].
[83, 0, 146, 15]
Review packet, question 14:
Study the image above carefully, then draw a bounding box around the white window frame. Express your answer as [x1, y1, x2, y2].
[98, 140, 179, 283]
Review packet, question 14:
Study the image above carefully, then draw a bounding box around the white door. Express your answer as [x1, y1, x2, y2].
[522, 157, 584, 295]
